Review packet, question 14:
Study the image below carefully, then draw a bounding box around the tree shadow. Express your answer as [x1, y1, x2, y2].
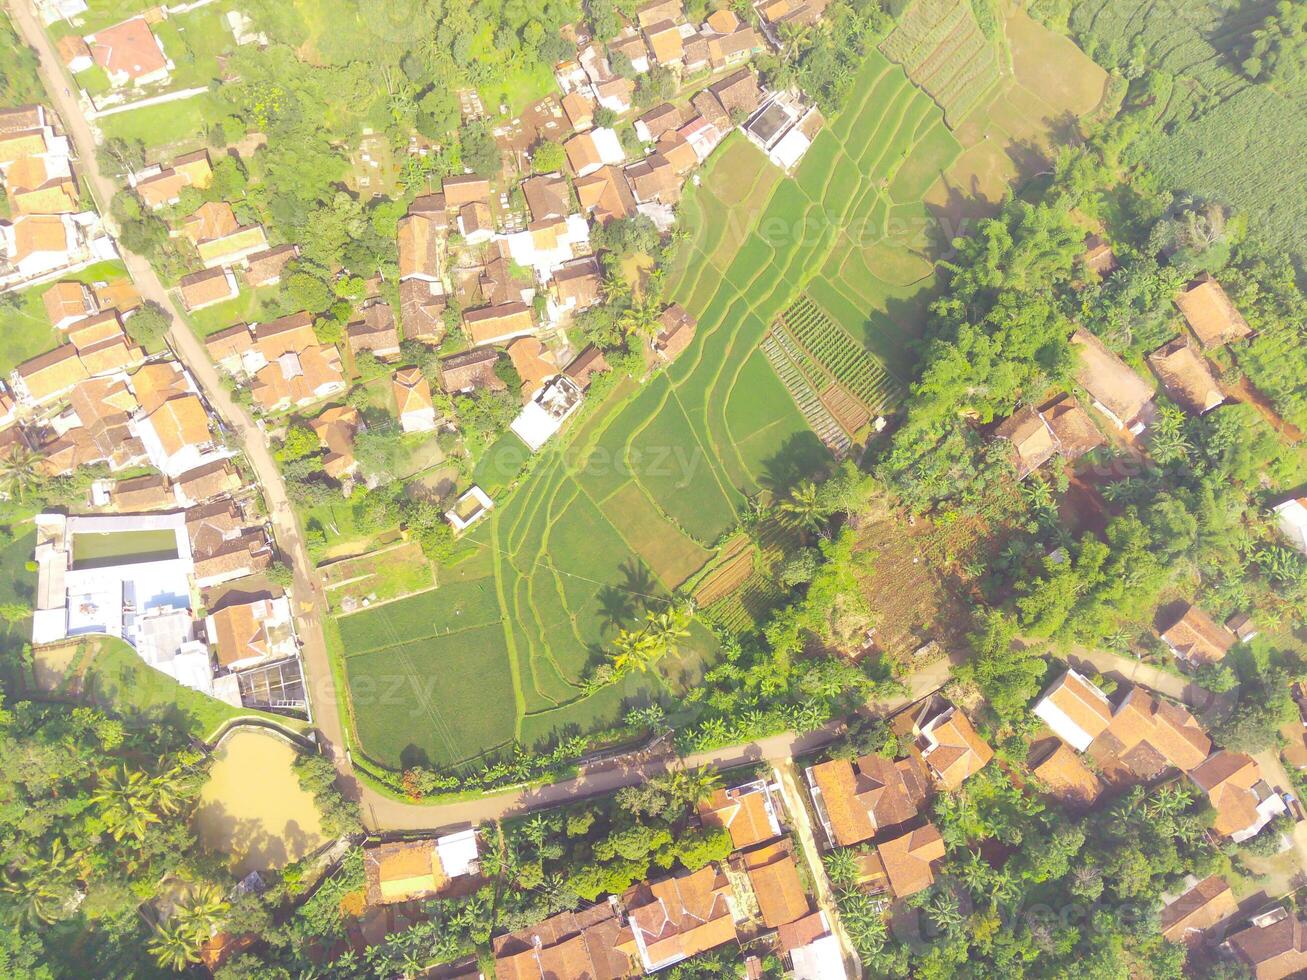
[595, 585, 638, 633]
[400, 744, 431, 771]
[758, 432, 832, 497]
[616, 559, 658, 613]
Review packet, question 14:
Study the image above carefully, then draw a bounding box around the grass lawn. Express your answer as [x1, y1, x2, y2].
[322, 540, 434, 611]
[98, 91, 226, 153]
[182, 282, 282, 338]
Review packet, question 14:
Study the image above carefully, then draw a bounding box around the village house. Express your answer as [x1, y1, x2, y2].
[179, 267, 239, 312]
[1028, 739, 1103, 809]
[207, 313, 346, 413]
[5, 152, 79, 215]
[43, 280, 97, 329]
[510, 375, 584, 451]
[679, 115, 725, 163]
[1222, 907, 1307, 979]
[191, 525, 274, 588]
[182, 201, 239, 244]
[636, 103, 683, 143]
[242, 244, 298, 288]
[696, 777, 784, 850]
[992, 403, 1058, 478]
[1033, 669, 1115, 751]
[1039, 392, 1106, 459]
[363, 830, 480, 906]
[439, 347, 502, 394]
[1175, 275, 1253, 349]
[56, 35, 93, 72]
[131, 149, 212, 209]
[902, 695, 993, 790]
[624, 152, 681, 204]
[86, 16, 172, 87]
[458, 201, 494, 244]
[445, 485, 494, 535]
[347, 302, 400, 360]
[564, 128, 625, 177]
[564, 345, 610, 390]
[107, 472, 174, 511]
[711, 69, 763, 122]
[1089, 684, 1212, 782]
[1071, 327, 1155, 433]
[804, 752, 930, 847]
[561, 90, 595, 131]
[40, 376, 147, 476]
[692, 89, 730, 129]
[644, 20, 684, 65]
[10, 343, 89, 406]
[1160, 603, 1238, 665]
[1082, 233, 1118, 278]
[463, 301, 536, 346]
[575, 165, 637, 223]
[1148, 336, 1224, 415]
[548, 256, 602, 322]
[521, 172, 573, 223]
[742, 91, 823, 171]
[778, 911, 844, 979]
[624, 864, 736, 972]
[707, 23, 762, 69]
[392, 367, 438, 433]
[876, 823, 946, 898]
[1159, 875, 1237, 946]
[734, 839, 810, 928]
[309, 405, 361, 480]
[506, 337, 558, 397]
[134, 391, 217, 478]
[174, 458, 242, 506]
[492, 902, 638, 980]
[1189, 750, 1287, 843]
[653, 303, 697, 361]
[205, 594, 296, 672]
[443, 174, 492, 208]
[2, 211, 109, 287]
[610, 30, 652, 74]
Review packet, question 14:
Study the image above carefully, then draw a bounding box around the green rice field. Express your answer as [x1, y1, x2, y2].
[337, 25, 1102, 773]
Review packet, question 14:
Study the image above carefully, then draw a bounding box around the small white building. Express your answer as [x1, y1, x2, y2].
[510, 375, 584, 452]
[1031, 669, 1114, 752]
[445, 486, 494, 534]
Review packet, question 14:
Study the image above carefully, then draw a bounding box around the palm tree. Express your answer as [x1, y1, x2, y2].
[644, 267, 667, 302]
[663, 763, 721, 808]
[609, 627, 659, 676]
[176, 882, 228, 943]
[619, 301, 662, 339]
[0, 445, 42, 501]
[778, 480, 829, 537]
[642, 605, 692, 660]
[149, 919, 203, 971]
[601, 269, 630, 303]
[93, 766, 165, 842]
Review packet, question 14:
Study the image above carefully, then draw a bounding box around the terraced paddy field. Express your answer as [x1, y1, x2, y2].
[335, 10, 1108, 774]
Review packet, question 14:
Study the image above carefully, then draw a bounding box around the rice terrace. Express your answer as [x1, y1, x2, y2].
[333, 3, 1108, 775]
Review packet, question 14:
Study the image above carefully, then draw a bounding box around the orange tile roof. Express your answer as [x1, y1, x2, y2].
[179, 267, 238, 311]
[564, 132, 604, 175]
[209, 598, 278, 667]
[1160, 875, 1237, 945]
[76, 335, 144, 376]
[1030, 740, 1103, 808]
[877, 823, 945, 898]
[15, 343, 89, 402]
[443, 174, 491, 207]
[1190, 750, 1271, 839]
[363, 840, 445, 904]
[993, 404, 1058, 477]
[145, 393, 211, 457]
[1161, 603, 1237, 665]
[1176, 276, 1252, 348]
[740, 841, 810, 928]
[1097, 686, 1211, 777]
[1036, 669, 1114, 748]
[1039, 393, 1105, 459]
[645, 20, 684, 63]
[309, 405, 359, 479]
[392, 366, 434, 418]
[506, 337, 558, 395]
[463, 302, 535, 345]
[809, 758, 874, 846]
[917, 702, 993, 790]
[628, 865, 736, 968]
[1226, 913, 1307, 979]
[575, 165, 636, 223]
[90, 16, 168, 79]
[397, 212, 445, 280]
[66, 309, 125, 352]
[698, 785, 780, 851]
[43, 281, 96, 327]
[13, 214, 70, 258]
[182, 201, 239, 243]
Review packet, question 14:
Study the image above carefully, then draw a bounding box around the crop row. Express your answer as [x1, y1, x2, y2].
[881, 0, 971, 70]
[780, 297, 901, 412]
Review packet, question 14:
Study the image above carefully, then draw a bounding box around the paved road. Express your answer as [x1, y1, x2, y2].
[5, 0, 355, 785]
